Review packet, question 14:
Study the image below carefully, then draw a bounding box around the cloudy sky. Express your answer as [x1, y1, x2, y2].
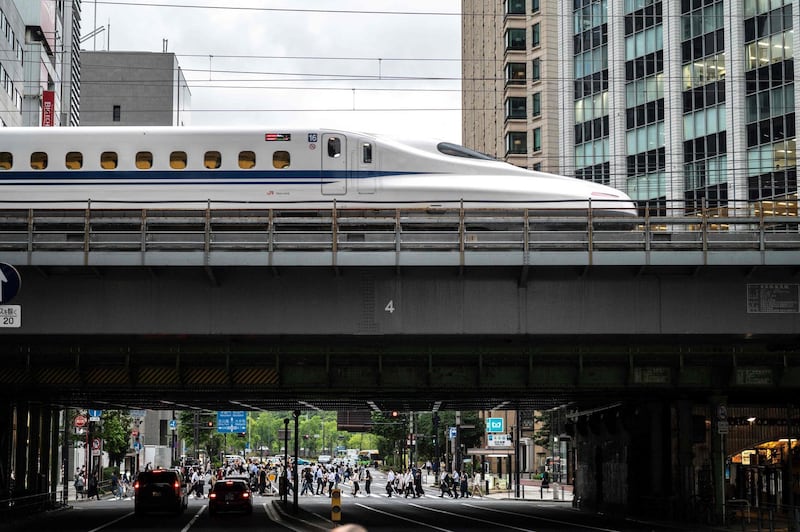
[85, 0, 463, 141]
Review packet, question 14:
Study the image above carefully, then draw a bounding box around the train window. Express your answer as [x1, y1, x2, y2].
[0, 152, 12, 170]
[101, 152, 118, 169]
[362, 143, 373, 164]
[65, 152, 83, 170]
[30, 152, 48, 170]
[328, 137, 342, 158]
[238, 151, 256, 169]
[273, 151, 290, 169]
[136, 151, 153, 170]
[170, 151, 187, 169]
[204, 151, 222, 169]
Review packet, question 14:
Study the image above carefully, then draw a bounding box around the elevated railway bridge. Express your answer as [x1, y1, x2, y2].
[0, 206, 798, 523]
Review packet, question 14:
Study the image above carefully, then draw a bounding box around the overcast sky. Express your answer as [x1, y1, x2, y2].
[84, 0, 463, 141]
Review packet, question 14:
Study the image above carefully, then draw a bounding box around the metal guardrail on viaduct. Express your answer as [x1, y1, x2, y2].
[0, 207, 798, 411]
[0, 206, 798, 267]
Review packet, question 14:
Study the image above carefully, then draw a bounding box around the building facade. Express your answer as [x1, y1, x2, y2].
[0, 0, 82, 128]
[462, 0, 798, 217]
[80, 51, 191, 126]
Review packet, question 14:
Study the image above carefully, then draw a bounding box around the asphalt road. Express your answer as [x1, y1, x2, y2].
[0, 473, 698, 532]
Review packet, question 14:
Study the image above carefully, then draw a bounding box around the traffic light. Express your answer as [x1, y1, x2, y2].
[390, 410, 399, 418]
[207, 421, 214, 428]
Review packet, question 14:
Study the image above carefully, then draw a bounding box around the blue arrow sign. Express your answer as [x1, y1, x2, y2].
[217, 411, 247, 433]
[0, 263, 21, 304]
[169, 419, 177, 429]
[88, 409, 103, 418]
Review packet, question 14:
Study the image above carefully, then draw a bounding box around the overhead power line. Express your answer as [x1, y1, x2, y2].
[93, 1, 460, 16]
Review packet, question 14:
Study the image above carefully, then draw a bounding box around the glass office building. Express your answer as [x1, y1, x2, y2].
[462, 0, 798, 217]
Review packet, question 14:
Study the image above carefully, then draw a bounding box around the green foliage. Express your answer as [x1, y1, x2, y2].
[99, 410, 133, 468]
[533, 412, 551, 450]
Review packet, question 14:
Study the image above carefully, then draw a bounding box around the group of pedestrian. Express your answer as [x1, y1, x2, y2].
[385, 467, 424, 498]
[73, 467, 101, 501]
[297, 462, 373, 497]
[439, 470, 478, 498]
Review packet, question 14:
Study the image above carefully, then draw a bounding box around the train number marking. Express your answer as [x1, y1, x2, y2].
[384, 300, 395, 314]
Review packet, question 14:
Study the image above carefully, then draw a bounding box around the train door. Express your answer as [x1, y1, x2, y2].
[322, 133, 347, 195]
[357, 139, 376, 194]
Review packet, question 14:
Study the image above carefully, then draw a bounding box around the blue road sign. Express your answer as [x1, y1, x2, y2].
[486, 417, 504, 433]
[133, 441, 142, 452]
[217, 411, 247, 433]
[0, 263, 21, 304]
[88, 409, 103, 419]
[169, 419, 177, 429]
[449, 426, 457, 439]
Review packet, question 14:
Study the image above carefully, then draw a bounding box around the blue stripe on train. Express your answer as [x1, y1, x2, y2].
[0, 169, 422, 183]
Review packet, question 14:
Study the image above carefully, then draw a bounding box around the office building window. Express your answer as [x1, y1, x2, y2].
[575, 44, 609, 78]
[532, 93, 541, 117]
[531, 58, 541, 82]
[506, 28, 526, 51]
[506, 97, 527, 119]
[506, 132, 527, 154]
[112, 105, 121, 122]
[533, 128, 542, 152]
[625, 25, 663, 61]
[575, 0, 608, 34]
[531, 23, 540, 48]
[506, 62, 527, 84]
[507, 0, 525, 15]
[531, 0, 540, 14]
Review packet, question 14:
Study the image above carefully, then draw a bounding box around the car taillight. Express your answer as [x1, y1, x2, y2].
[242, 492, 250, 498]
[209, 492, 217, 499]
[174, 481, 180, 493]
[133, 481, 140, 490]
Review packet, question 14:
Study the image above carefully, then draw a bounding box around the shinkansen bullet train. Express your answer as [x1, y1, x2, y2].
[0, 126, 636, 214]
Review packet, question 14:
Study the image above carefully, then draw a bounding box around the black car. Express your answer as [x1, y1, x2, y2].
[133, 469, 189, 515]
[208, 478, 253, 516]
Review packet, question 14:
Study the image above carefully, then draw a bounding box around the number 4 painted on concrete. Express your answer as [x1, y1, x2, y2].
[384, 300, 395, 313]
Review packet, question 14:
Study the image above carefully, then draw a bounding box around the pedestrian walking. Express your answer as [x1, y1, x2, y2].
[439, 472, 453, 498]
[364, 469, 372, 495]
[73, 471, 84, 500]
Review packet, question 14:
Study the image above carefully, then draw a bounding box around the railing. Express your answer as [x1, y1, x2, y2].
[0, 492, 63, 522]
[0, 205, 797, 265]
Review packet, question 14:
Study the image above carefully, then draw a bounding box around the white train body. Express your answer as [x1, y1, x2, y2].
[0, 126, 636, 214]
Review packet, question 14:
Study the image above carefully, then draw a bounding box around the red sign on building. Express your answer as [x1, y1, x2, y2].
[41, 90, 55, 127]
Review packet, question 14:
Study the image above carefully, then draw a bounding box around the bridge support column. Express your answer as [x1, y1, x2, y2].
[0, 400, 12, 497]
[26, 403, 42, 494]
[39, 407, 53, 496]
[675, 399, 694, 517]
[14, 402, 28, 495]
[710, 395, 728, 526]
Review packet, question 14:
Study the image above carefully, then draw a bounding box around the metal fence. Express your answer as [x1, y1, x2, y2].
[0, 205, 798, 266]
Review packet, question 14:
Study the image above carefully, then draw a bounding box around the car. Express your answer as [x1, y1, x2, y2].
[133, 469, 188, 515]
[208, 478, 253, 516]
[317, 454, 332, 464]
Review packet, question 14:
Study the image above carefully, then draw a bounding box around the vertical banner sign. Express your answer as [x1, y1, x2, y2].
[41, 90, 55, 127]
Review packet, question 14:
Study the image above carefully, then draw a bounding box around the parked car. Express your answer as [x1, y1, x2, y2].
[133, 469, 188, 515]
[208, 478, 253, 516]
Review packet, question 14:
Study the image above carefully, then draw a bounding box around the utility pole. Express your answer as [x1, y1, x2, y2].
[454, 411, 461, 474]
[292, 410, 300, 513]
[432, 413, 440, 484]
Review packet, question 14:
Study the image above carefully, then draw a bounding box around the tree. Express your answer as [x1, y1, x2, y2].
[99, 410, 132, 469]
